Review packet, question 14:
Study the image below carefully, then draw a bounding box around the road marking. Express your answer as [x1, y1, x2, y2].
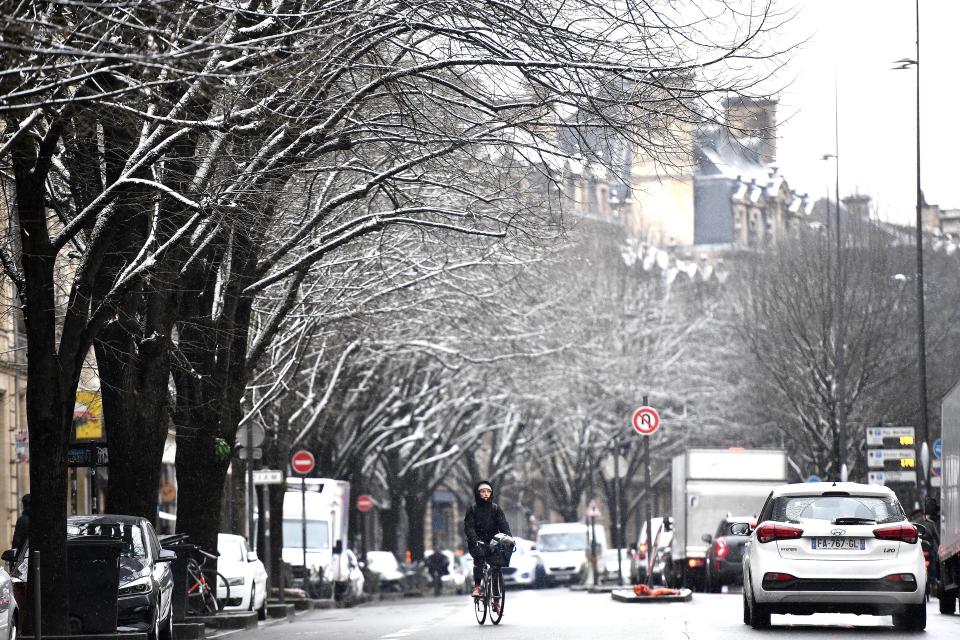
[380, 626, 425, 639]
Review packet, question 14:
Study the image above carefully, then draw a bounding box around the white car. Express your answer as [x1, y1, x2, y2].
[503, 538, 545, 588]
[365, 551, 404, 592]
[741, 482, 927, 631]
[601, 548, 631, 584]
[217, 534, 268, 620]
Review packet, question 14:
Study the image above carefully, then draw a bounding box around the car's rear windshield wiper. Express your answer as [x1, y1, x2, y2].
[831, 517, 876, 525]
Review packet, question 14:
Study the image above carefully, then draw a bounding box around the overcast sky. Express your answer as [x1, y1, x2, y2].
[773, 0, 959, 224]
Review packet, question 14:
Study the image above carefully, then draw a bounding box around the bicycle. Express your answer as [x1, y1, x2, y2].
[186, 547, 230, 616]
[473, 538, 514, 626]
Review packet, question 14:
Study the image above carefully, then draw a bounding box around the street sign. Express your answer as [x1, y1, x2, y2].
[67, 443, 109, 467]
[865, 426, 914, 447]
[933, 438, 942, 459]
[931, 459, 942, 478]
[357, 494, 374, 512]
[235, 423, 266, 449]
[868, 470, 917, 485]
[632, 406, 660, 436]
[866, 449, 915, 469]
[932, 475, 942, 488]
[291, 449, 316, 476]
[236, 447, 262, 460]
[805, 475, 821, 483]
[253, 469, 284, 485]
[602, 455, 628, 479]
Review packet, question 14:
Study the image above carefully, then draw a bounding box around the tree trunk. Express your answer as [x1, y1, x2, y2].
[381, 489, 403, 556]
[404, 493, 427, 562]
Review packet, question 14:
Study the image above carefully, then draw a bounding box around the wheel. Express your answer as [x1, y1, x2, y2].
[742, 590, 750, 625]
[257, 582, 268, 621]
[705, 566, 720, 593]
[249, 585, 255, 611]
[747, 588, 770, 629]
[147, 607, 161, 640]
[473, 580, 487, 625]
[938, 583, 957, 615]
[9, 615, 17, 640]
[893, 603, 927, 631]
[161, 609, 174, 640]
[490, 570, 505, 625]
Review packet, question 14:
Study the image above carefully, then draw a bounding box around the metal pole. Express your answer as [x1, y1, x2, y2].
[834, 77, 847, 483]
[912, 0, 930, 498]
[643, 394, 653, 587]
[302, 477, 308, 570]
[30, 550, 41, 640]
[613, 446, 623, 586]
[263, 484, 272, 596]
[589, 515, 597, 587]
[246, 426, 255, 546]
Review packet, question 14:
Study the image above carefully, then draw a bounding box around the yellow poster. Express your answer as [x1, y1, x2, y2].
[74, 390, 104, 441]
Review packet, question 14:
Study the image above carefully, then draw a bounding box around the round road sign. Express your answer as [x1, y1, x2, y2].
[632, 406, 660, 436]
[357, 495, 374, 512]
[291, 449, 316, 476]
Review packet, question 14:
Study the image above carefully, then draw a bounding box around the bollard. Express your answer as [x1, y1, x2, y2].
[30, 549, 41, 640]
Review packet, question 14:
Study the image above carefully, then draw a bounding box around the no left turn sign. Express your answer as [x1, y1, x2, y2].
[632, 406, 660, 436]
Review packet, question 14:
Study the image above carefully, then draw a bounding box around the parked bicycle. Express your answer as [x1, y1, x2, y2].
[186, 547, 229, 616]
[473, 536, 515, 626]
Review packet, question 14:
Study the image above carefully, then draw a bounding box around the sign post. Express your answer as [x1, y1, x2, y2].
[632, 397, 660, 587]
[291, 450, 316, 574]
[356, 495, 374, 562]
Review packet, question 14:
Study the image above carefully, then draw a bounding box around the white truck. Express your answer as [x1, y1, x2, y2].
[938, 383, 960, 615]
[669, 448, 786, 590]
[282, 478, 352, 596]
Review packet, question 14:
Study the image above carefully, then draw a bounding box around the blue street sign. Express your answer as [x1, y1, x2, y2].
[805, 475, 822, 483]
[933, 438, 942, 459]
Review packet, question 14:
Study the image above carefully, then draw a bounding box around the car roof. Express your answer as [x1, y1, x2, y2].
[769, 482, 896, 498]
[68, 514, 146, 526]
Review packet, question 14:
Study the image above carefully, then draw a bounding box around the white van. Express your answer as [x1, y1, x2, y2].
[282, 478, 352, 595]
[535, 522, 608, 585]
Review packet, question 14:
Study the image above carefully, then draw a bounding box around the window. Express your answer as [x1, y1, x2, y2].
[67, 521, 146, 558]
[282, 519, 330, 550]
[765, 495, 905, 525]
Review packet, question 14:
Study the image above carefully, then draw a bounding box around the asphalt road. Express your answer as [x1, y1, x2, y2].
[226, 587, 960, 640]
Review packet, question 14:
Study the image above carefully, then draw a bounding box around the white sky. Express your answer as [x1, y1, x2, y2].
[773, 0, 960, 223]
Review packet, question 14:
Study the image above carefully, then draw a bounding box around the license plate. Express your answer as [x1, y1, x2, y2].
[811, 537, 865, 550]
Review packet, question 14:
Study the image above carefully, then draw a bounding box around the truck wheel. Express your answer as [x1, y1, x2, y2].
[938, 588, 957, 615]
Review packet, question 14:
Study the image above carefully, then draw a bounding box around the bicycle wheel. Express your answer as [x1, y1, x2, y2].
[473, 567, 488, 625]
[490, 568, 505, 625]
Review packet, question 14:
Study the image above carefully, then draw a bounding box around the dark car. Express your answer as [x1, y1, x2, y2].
[7, 515, 175, 639]
[702, 515, 753, 593]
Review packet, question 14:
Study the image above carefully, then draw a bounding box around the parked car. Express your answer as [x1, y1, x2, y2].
[67, 515, 175, 639]
[0, 565, 17, 640]
[630, 516, 673, 584]
[216, 533, 268, 619]
[502, 538, 545, 588]
[741, 482, 927, 630]
[365, 551, 404, 592]
[600, 548, 631, 584]
[703, 516, 753, 592]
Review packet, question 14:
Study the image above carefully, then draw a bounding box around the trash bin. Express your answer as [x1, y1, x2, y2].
[67, 536, 124, 634]
[162, 542, 196, 622]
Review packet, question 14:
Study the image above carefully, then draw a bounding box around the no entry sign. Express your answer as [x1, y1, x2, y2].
[632, 406, 660, 436]
[357, 494, 374, 512]
[291, 449, 316, 476]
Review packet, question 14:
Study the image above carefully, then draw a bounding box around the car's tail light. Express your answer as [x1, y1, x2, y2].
[873, 523, 918, 544]
[884, 573, 916, 583]
[763, 572, 796, 582]
[755, 524, 804, 544]
[687, 558, 704, 568]
[714, 538, 729, 559]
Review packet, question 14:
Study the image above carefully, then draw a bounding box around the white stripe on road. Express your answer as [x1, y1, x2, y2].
[380, 626, 426, 638]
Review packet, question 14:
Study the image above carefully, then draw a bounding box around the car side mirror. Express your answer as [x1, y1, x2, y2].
[663, 517, 674, 532]
[1, 549, 16, 563]
[729, 522, 751, 536]
[701, 534, 713, 544]
[247, 551, 259, 562]
[157, 549, 177, 563]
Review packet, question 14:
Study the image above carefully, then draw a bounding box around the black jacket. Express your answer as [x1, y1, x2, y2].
[463, 481, 512, 548]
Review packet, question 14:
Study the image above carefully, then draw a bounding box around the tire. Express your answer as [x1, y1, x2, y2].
[147, 607, 161, 640]
[893, 603, 927, 631]
[742, 590, 750, 625]
[489, 570, 505, 626]
[257, 583, 268, 621]
[161, 609, 174, 640]
[747, 588, 771, 629]
[473, 583, 487, 625]
[8, 615, 16, 640]
[938, 584, 957, 615]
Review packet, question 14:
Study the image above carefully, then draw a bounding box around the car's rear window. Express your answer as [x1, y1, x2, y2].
[764, 494, 905, 524]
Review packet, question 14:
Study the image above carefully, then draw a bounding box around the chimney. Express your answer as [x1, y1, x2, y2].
[723, 96, 778, 164]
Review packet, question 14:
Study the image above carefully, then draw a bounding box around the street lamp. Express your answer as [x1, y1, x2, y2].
[891, 0, 930, 497]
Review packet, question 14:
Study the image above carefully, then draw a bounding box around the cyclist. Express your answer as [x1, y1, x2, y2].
[463, 480, 512, 606]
